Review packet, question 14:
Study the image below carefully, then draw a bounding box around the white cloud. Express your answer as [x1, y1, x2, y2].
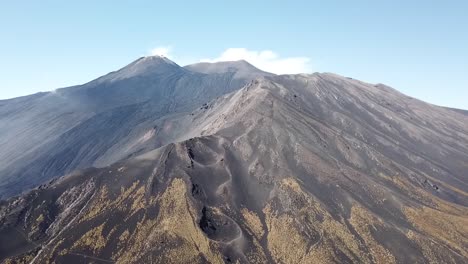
[150, 46, 172, 58]
[201, 48, 312, 74]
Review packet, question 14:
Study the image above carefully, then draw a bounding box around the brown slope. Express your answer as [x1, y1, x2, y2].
[1, 74, 468, 264]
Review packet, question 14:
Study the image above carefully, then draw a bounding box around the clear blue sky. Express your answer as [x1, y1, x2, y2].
[1, 1, 467, 109]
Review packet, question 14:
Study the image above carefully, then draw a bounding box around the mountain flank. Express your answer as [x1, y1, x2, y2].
[1, 58, 468, 263]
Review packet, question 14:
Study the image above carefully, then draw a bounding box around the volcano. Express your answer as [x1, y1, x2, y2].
[1, 57, 467, 264]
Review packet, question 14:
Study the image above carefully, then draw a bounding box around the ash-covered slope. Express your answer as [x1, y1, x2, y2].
[0, 56, 271, 199]
[1, 74, 467, 263]
[185, 60, 274, 80]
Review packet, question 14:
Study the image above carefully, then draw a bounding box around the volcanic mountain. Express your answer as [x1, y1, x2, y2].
[1, 57, 468, 264]
[0, 56, 271, 199]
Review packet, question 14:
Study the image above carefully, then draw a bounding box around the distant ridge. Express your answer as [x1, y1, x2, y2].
[185, 60, 274, 79]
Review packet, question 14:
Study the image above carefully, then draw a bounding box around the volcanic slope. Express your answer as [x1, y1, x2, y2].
[1, 73, 468, 263]
[0, 57, 271, 199]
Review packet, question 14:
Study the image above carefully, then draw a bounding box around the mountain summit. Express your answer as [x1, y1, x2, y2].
[185, 60, 273, 79]
[0, 57, 270, 198]
[0, 57, 467, 263]
[99, 55, 182, 82]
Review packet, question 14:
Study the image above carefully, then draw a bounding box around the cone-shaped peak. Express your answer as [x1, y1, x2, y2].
[99, 55, 182, 82]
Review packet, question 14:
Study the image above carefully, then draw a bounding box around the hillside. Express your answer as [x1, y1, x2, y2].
[0, 56, 270, 199]
[1, 72, 467, 263]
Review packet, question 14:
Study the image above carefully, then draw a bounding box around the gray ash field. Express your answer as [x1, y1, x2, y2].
[1, 57, 467, 263]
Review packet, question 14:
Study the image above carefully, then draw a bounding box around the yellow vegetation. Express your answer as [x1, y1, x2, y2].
[263, 177, 398, 264]
[349, 206, 396, 264]
[115, 178, 224, 264]
[405, 205, 468, 260]
[241, 207, 264, 239]
[72, 223, 107, 254]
